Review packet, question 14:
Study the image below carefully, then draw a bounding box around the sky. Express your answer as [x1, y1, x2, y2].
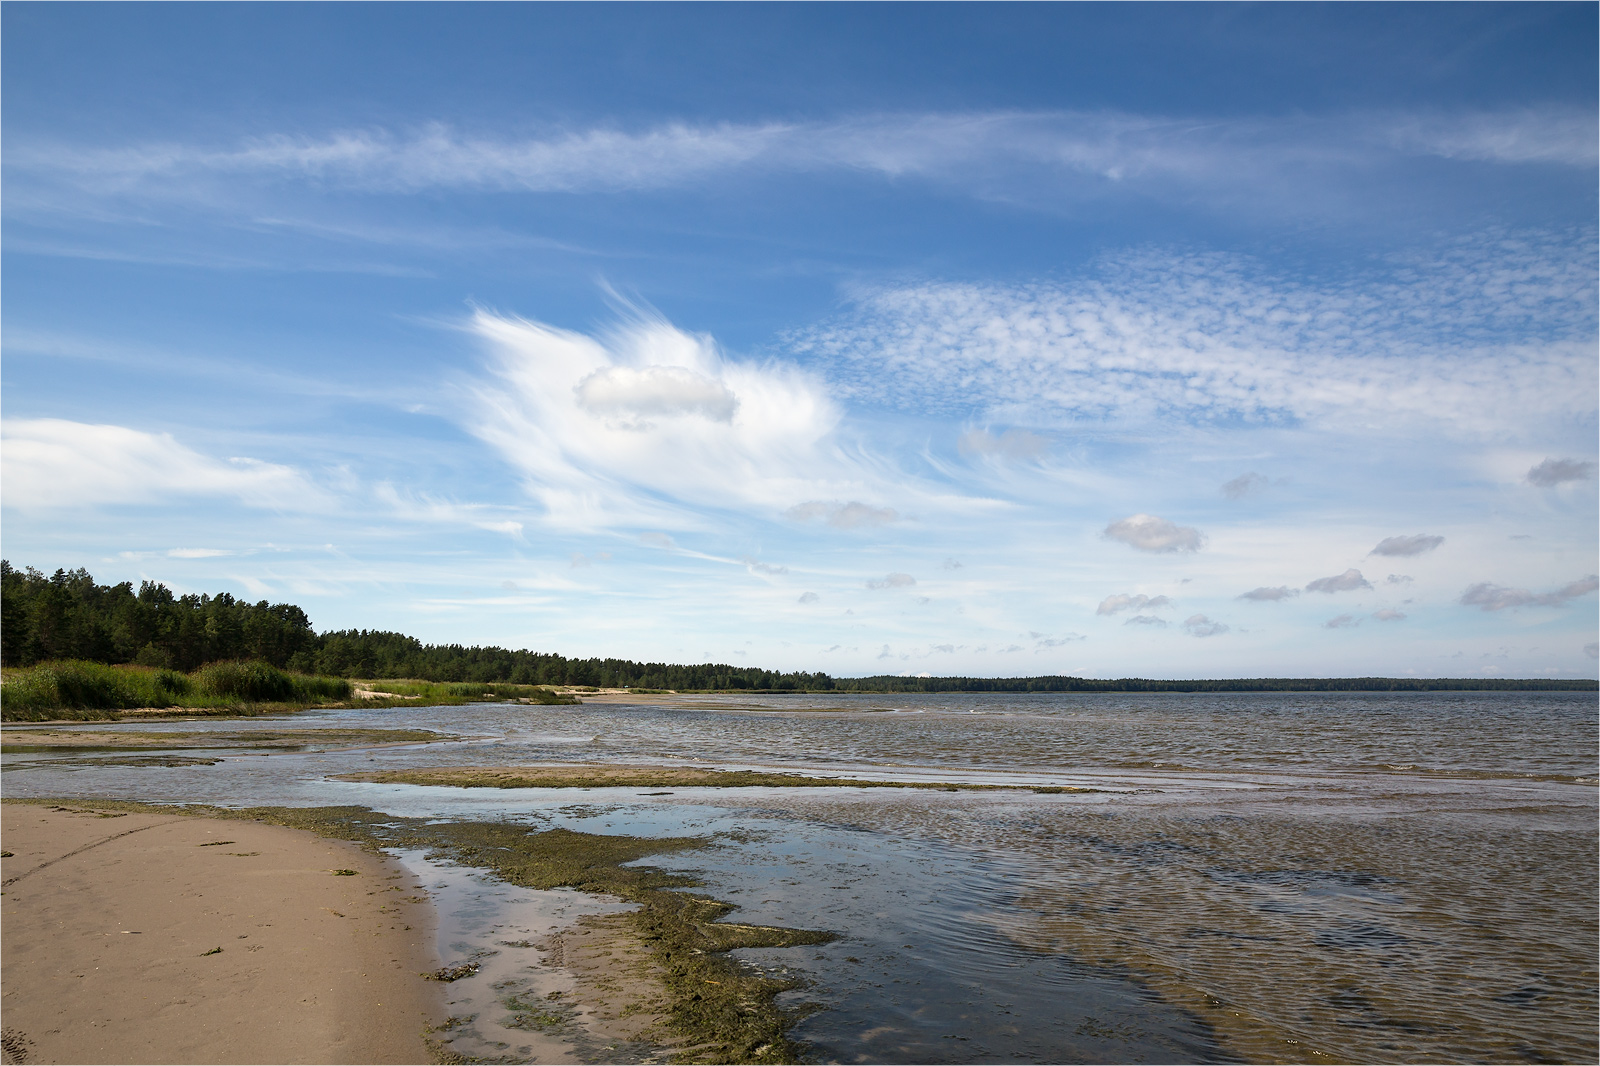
[3, 2, 1596, 679]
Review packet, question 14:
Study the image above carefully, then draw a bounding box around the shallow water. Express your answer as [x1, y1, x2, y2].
[4, 691, 1595, 1063]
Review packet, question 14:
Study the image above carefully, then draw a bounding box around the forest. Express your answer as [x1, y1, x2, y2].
[2, 562, 1592, 692]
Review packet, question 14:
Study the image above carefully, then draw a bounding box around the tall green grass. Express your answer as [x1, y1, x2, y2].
[361, 679, 574, 705]
[1, 660, 353, 721]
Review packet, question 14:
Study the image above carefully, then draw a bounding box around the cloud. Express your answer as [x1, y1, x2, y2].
[797, 591, 819, 605]
[786, 500, 899, 529]
[786, 234, 1598, 436]
[467, 307, 880, 530]
[1386, 574, 1414, 585]
[1103, 514, 1204, 554]
[569, 551, 612, 568]
[1239, 586, 1298, 602]
[1182, 614, 1229, 638]
[576, 365, 738, 425]
[1324, 614, 1361, 629]
[1035, 634, 1086, 648]
[867, 572, 916, 590]
[1096, 592, 1172, 616]
[1585, 642, 1599, 660]
[957, 428, 1049, 460]
[639, 532, 676, 549]
[21, 107, 1593, 204]
[1305, 569, 1373, 594]
[1221, 472, 1269, 499]
[1459, 575, 1599, 611]
[1373, 609, 1407, 622]
[941, 558, 963, 570]
[0, 418, 319, 511]
[1371, 534, 1445, 557]
[1526, 457, 1598, 486]
[1123, 615, 1168, 627]
[741, 557, 788, 576]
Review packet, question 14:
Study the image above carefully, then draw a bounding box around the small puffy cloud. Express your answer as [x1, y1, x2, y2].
[1103, 514, 1204, 554]
[1526, 458, 1597, 487]
[1585, 642, 1599, 660]
[1239, 586, 1298, 602]
[1, 418, 319, 511]
[741, 557, 788, 576]
[1182, 614, 1229, 638]
[1460, 575, 1599, 611]
[639, 532, 675, 549]
[787, 500, 899, 529]
[941, 557, 963, 570]
[797, 591, 819, 604]
[569, 551, 612, 568]
[575, 364, 738, 424]
[1371, 534, 1444, 557]
[1305, 569, 1373, 594]
[1124, 615, 1168, 627]
[1386, 574, 1414, 585]
[867, 572, 916, 590]
[958, 428, 1049, 460]
[1221, 472, 1269, 500]
[1096, 593, 1172, 616]
[1373, 609, 1407, 622]
[1324, 614, 1361, 629]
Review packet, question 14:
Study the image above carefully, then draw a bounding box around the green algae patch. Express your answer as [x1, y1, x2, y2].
[6, 797, 834, 1064]
[341, 763, 1094, 795]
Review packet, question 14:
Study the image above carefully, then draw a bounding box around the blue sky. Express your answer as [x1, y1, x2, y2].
[3, 3, 1596, 678]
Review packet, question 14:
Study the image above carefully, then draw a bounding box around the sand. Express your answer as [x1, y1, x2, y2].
[0, 803, 443, 1065]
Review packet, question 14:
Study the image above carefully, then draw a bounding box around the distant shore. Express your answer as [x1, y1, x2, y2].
[0, 803, 442, 1065]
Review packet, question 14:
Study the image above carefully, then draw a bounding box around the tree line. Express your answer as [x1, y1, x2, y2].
[3, 562, 1593, 691]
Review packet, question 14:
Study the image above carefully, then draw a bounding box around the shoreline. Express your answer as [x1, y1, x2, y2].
[1, 802, 443, 1065]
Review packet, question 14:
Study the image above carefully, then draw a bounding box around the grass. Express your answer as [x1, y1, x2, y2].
[0, 660, 353, 721]
[341, 764, 1093, 795]
[355, 679, 576, 705]
[6, 798, 832, 1064]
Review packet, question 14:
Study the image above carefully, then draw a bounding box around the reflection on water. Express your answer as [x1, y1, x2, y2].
[3, 691, 1595, 1063]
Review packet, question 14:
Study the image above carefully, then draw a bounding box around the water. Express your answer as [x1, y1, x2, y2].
[4, 691, 1595, 1063]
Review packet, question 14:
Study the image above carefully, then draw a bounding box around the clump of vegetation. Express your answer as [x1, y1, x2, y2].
[0, 659, 352, 721]
[359, 679, 575, 705]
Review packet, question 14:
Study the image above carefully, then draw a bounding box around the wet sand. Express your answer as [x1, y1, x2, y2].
[0, 803, 443, 1065]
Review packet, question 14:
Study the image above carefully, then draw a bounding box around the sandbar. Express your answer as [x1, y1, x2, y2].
[1, 802, 443, 1065]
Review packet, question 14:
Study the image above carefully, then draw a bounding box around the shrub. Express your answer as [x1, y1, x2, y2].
[192, 660, 297, 701]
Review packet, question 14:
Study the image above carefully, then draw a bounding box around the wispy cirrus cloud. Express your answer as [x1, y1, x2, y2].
[0, 418, 323, 512]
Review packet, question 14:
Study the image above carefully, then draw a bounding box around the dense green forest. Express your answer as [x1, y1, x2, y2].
[3, 562, 1594, 692]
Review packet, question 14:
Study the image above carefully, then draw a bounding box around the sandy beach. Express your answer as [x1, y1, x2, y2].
[1, 803, 443, 1065]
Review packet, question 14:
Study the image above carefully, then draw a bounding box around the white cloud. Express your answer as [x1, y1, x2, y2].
[1239, 586, 1298, 602]
[20, 107, 1592, 202]
[1526, 457, 1597, 486]
[1373, 609, 1407, 622]
[0, 418, 319, 511]
[786, 236, 1597, 437]
[1182, 614, 1229, 638]
[1324, 614, 1361, 629]
[1035, 634, 1085, 648]
[1305, 569, 1373, 594]
[468, 308, 885, 530]
[797, 591, 819, 604]
[1123, 614, 1168, 627]
[741, 557, 788, 576]
[1096, 592, 1172, 615]
[1460, 575, 1599, 611]
[1103, 514, 1204, 554]
[867, 572, 916, 590]
[1371, 534, 1445, 557]
[787, 500, 899, 529]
